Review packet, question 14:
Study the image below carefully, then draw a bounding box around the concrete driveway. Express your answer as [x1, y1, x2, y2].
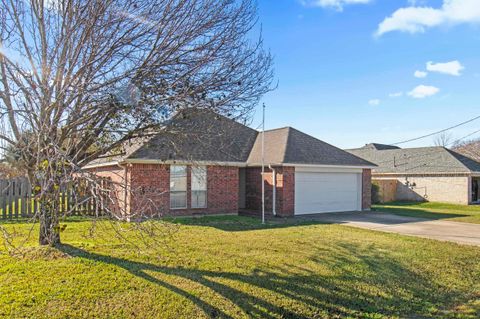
[301, 211, 480, 246]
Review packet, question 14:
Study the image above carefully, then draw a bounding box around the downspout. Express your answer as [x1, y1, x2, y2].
[116, 162, 129, 221]
[269, 165, 277, 216]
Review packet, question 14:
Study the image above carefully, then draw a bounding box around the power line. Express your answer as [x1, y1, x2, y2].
[391, 115, 480, 146]
[448, 128, 480, 147]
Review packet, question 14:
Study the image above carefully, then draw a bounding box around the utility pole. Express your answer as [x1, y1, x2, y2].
[261, 103, 266, 224]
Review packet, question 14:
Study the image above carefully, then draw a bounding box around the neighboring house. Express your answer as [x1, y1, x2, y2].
[348, 143, 480, 205]
[85, 109, 375, 219]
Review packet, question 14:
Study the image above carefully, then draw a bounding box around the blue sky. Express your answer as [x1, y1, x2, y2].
[252, 0, 480, 149]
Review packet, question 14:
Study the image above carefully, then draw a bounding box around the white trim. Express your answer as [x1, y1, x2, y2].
[357, 172, 363, 211]
[124, 159, 247, 167]
[247, 163, 375, 169]
[373, 172, 474, 176]
[83, 161, 119, 169]
[284, 163, 375, 169]
[295, 166, 364, 173]
[84, 160, 375, 170]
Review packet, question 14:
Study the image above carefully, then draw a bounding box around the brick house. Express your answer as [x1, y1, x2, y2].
[348, 143, 480, 205]
[85, 109, 375, 219]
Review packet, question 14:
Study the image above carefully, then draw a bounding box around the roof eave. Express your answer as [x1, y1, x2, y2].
[82, 161, 121, 169]
[372, 171, 473, 176]
[281, 163, 376, 169]
[124, 159, 247, 167]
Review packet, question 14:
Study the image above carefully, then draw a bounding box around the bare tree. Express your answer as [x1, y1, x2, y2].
[453, 138, 480, 162]
[433, 132, 454, 147]
[0, 0, 274, 246]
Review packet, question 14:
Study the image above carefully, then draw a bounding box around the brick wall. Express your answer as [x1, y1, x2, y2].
[374, 175, 470, 205]
[362, 169, 372, 210]
[205, 166, 239, 215]
[129, 164, 170, 218]
[245, 166, 295, 217]
[278, 167, 295, 216]
[91, 163, 240, 218]
[90, 164, 371, 218]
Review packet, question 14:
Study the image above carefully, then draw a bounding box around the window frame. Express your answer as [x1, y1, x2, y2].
[191, 166, 207, 209]
[170, 165, 187, 209]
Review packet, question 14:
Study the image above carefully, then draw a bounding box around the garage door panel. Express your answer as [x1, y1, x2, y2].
[295, 171, 361, 215]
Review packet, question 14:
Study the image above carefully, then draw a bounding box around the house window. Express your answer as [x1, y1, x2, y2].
[191, 166, 207, 208]
[170, 165, 187, 209]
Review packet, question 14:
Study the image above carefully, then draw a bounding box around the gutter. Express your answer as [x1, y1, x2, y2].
[86, 161, 376, 170]
[82, 161, 120, 169]
[246, 163, 376, 169]
[373, 172, 473, 177]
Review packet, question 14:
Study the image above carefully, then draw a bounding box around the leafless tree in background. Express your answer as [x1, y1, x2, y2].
[0, 0, 274, 246]
[433, 132, 454, 147]
[453, 138, 480, 162]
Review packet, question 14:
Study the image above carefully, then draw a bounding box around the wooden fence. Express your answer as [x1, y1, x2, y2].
[0, 177, 102, 220]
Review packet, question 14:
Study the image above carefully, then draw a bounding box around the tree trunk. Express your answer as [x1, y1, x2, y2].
[39, 211, 61, 246]
[33, 167, 63, 246]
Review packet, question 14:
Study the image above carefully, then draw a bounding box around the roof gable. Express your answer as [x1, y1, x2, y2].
[247, 127, 375, 167]
[357, 143, 401, 151]
[284, 128, 375, 166]
[246, 127, 289, 164]
[128, 109, 258, 163]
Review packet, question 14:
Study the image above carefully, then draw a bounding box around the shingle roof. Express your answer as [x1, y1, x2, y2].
[89, 109, 375, 167]
[128, 108, 259, 162]
[348, 146, 480, 174]
[86, 135, 154, 166]
[359, 143, 401, 151]
[247, 127, 375, 166]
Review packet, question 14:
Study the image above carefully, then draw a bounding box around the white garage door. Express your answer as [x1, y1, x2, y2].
[295, 171, 361, 215]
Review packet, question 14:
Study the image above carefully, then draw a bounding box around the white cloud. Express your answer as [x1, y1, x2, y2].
[389, 92, 403, 98]
[414, 70, 428, 78]
[407, 85, 440, 98]
[376, 0, 480, 36]
[368, 99, 381, 106]
[408, 0, 428, 6]
[300, 0, 371, 11]
[426, 60, 464, 76]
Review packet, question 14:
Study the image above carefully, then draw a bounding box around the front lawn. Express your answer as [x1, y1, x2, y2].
[0, 216, 479, 318]
[374, 202, 480, 224]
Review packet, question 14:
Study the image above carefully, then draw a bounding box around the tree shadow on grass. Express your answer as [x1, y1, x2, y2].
[373, 206, 469, 220]
[58, 243, 302, 318]
[56, 242, 475, 318]
[169, 215, 327, 232]
[0, 216, 93, 225]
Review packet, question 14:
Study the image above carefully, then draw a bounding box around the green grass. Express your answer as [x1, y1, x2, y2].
[0, 216, 479, 318]
[374, 202, 480, 224]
